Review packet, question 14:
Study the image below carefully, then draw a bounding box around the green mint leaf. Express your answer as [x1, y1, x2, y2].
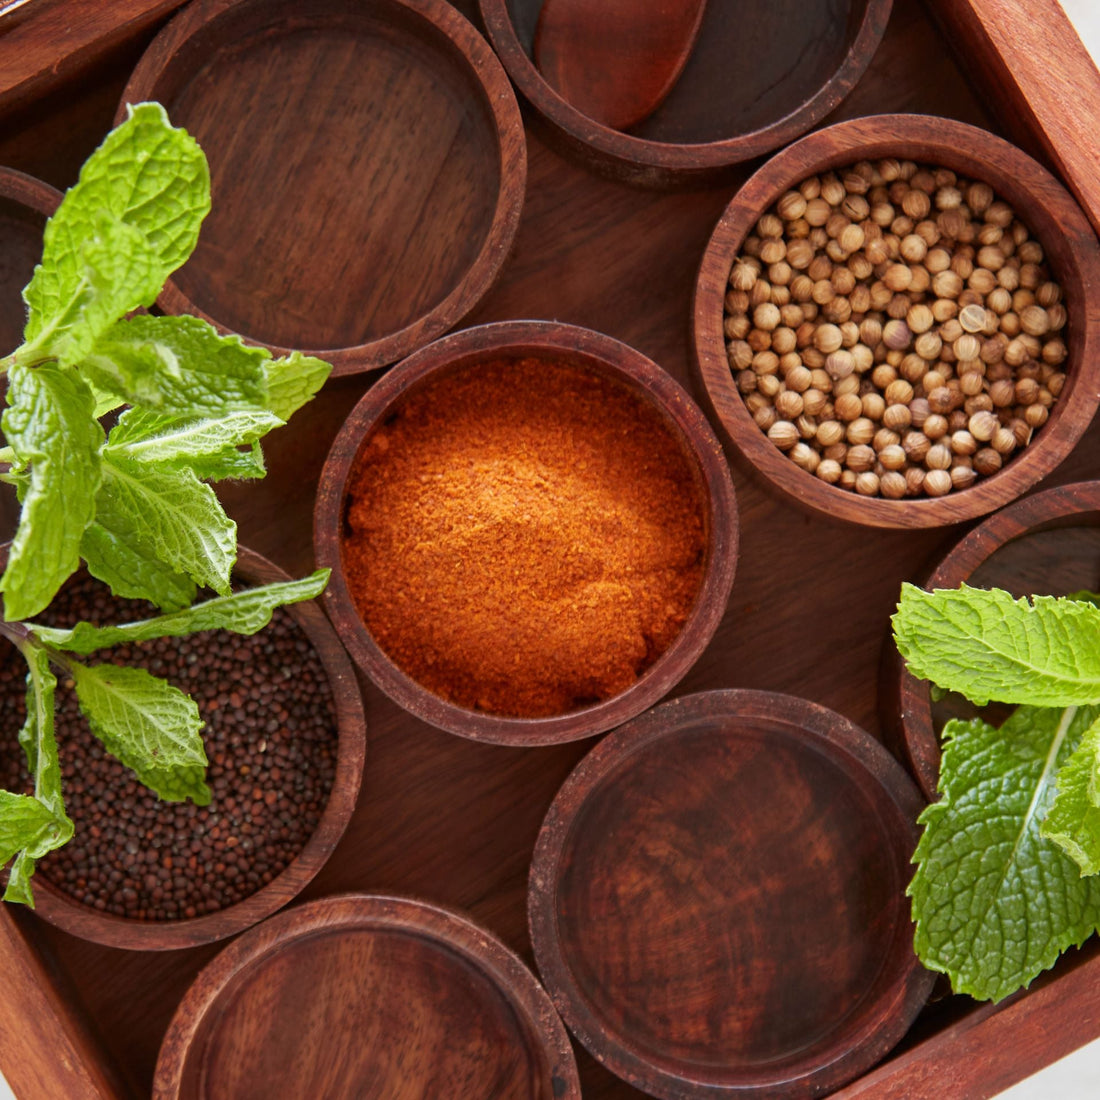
[92, 453, 236, 597]
[3, 644, 73, 906]
[1068, 591, 1100, 609]
[32, 569, 329, 654]
[3, 852, 37, 905]
[263, 352, 332, 421]
[72, 662, 206, 772]
[22, 103, 208, 361]
[83, 314, 269, 414]
[105, 407, 282, 480]
[64, 102, 209, 272]
[1, 363, 104, 620]
[910, 706, 1100, 1000]
[136, 764, 211, 805]
[0, 792, 59, 866]
[18, 644, 67, 824]
[23, 218, 163, 367]
[81, 519, 197, 612]
[893, 583, 1100, 707]
[1042, 716, 1100, 873]
[91, 384, 125, 419]
[183, 441, 266, 482]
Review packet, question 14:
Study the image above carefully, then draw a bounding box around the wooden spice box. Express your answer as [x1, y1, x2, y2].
[2, 0, 1100, 1096]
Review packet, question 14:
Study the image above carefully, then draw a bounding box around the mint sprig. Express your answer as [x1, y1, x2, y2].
[910, 707, 1100, 1001]
[894, 583, 1100, 707]
[894, 583, 1100, 1000]
[0, 103, 333, 904]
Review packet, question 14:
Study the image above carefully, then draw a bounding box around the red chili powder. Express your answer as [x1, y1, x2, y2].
[342, 358, 707, 717]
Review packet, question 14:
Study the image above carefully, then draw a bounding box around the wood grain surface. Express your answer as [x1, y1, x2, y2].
[478, 0, 893, 184]
[0, 0, 186, 116]
[531, 0, 706, 131]
[528, 690, 934, 1099]
[1, 0, 1100, 1097]
[154, 895, 580, 1099]
[924, 0, 1100, 239]
[116, 0, 527, 375]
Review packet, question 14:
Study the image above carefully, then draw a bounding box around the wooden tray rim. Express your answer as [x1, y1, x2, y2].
[3, 0, 1100, 1097]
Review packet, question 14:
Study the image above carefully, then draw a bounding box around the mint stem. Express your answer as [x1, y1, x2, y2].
[0, 619, 80, 677]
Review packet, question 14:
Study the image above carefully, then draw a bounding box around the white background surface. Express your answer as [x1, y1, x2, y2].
[1, 3, 1099, 1099]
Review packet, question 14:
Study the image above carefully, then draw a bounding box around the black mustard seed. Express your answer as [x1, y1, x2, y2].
[0, 573, 338, 921]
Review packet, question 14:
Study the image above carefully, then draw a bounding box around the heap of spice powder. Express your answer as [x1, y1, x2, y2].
[724, 159, 1067, 499]
[342, 358, 707, 717]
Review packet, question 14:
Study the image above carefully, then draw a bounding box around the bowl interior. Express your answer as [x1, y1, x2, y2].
[506, 0, 871, 144]
[180, 925, 550, 1097]
[131, 0, 507, 357]
[530, 691, 930, 1097]
[160, 896, 578, 1100]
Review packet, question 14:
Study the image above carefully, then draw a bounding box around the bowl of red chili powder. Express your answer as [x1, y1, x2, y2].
[315, 321, 738, 745]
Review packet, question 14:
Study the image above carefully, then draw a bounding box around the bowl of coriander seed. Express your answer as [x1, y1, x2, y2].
[692, 113, 1100, 528]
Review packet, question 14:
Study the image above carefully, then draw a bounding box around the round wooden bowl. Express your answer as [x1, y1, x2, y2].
[477, 0, 891, 186]
[693, 114, 1100, 529]
[529, 689, 934, 1100]
[0, 168, 60, 354]
[314, 319, 738, 746]
[154, 893, 581, 1099]
[0, 170, 61, 534]
[118, 0, 526, 377]
[22, 547, 367, 950]
[885, 480, 1100, 801]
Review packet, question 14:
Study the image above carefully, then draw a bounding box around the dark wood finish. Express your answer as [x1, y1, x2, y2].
[314, 320, 738, 745]
[886, 479, 1100, 801]
[0, 0, 187, 116]
[26, 547, 368, 951]
[118, 0, 527, 376]
[0, 167, 58, 374]
[531, 0, 706, 131]
[0, 908, 121, 1100]
[2, 2, 1100, 1097]
[925, 0, 1100, 240]
[693, 113, 1100, 529]
[0, 169, 56, 567]
[154, 893, 580, 1099]
[529, 690, 935, 1099]
[832, 931, 1100, 1097]
[477, 0, 892, 186]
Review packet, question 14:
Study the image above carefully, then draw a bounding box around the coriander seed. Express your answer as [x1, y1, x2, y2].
[725, 157, 1067, 501]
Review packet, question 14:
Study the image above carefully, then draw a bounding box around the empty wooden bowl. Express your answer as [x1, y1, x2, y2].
[529, 689, 934, 1099]
[885, 480, 1100, 801]
[314, 320, 738, 746]
[693, 114, 1100, 529]
[154, 893, 581, 1099]
[477, 0, 892, 186]
[16, 547, 366, 951]
[118, 0, 526, 376]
